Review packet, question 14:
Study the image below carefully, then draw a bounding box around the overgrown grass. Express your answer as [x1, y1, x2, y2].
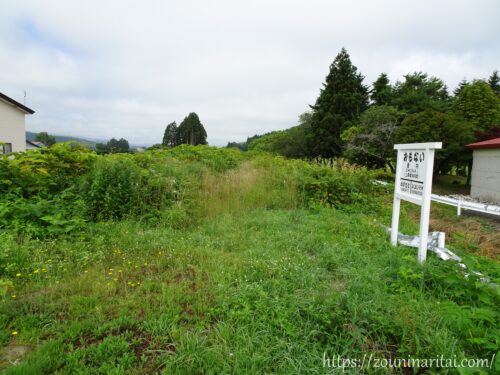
[0, 146, 498, 373]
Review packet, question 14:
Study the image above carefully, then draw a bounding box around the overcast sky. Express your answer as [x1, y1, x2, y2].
[1, 0, 499, 146]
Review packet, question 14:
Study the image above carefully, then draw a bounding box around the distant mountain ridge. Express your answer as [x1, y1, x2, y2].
[26, 132, 149, 149]
[26, 131, 100, 148]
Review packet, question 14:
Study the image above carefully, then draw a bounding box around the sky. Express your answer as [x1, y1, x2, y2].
[1, 0, 499, 146]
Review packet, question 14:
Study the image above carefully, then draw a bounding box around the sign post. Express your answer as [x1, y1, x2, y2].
[391, 142, 442, 263]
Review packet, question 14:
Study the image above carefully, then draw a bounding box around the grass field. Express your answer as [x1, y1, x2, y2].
[1, 147, 499, 374]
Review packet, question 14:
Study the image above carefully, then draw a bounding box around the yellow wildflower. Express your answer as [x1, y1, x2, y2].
[11, 331, 18, 335]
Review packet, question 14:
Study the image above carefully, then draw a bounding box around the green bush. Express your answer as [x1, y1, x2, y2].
[159, 144, 245, 172]
[0, 143, 94, 237]
[0, 191, 85, 237]
[79, 155, 178, 220]
[0, 142, 95, 198]
[299, 167, 385, 209]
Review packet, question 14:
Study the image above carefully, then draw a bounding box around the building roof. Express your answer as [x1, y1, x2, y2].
[0, 92, 35, 114]
[465, 137, 500, 150]
[26, 140, 43, 148]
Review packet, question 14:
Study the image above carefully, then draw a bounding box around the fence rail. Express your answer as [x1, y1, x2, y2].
[431, 194, 500, 217]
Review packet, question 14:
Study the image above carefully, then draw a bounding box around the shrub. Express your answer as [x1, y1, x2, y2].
[0, 142, 95, 198]
[0, 143, 94, 237]
[0, 190, 85, 237]
[79, 155, 178, 220]
[299, 167, 384, 209]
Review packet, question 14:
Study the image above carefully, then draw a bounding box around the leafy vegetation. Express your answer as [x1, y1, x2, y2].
[34, 132, 56, 147]
[0, 145, 498, 373]
[227, 48, 500, 185]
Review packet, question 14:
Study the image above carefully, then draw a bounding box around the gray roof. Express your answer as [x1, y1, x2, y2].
[0, 92, 35, 114]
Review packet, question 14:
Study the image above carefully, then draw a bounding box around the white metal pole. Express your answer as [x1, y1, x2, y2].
[418, 148, 436, 263]
[391, 198, 401, 246]
[391, 150, 403, 246]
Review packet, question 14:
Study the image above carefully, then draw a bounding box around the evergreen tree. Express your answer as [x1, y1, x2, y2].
[371, 73, 393, 106]
[108, 138, 130, 153]
[392, 72, 449, 113]
[162, 121, 178, 147]
[96, 138, 130, 153]
[309, 48, 368, 160]
[452, 80, 500, 132]
[453, 78, 469, 96]
[177, 113, 208, 145]
[488, 70, 500, 96]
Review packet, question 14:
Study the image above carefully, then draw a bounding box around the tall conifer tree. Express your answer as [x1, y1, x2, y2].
[371, 73, 393, 106]
[177, 113, 208, 146]
[162, 121, 178, 147]
[309, 48, 368, 159]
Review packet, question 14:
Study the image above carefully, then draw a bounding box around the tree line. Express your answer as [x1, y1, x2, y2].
[230, 48, 500, 179]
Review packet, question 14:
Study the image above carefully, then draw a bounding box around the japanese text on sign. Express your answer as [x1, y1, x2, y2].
[398, 149, 427, 199]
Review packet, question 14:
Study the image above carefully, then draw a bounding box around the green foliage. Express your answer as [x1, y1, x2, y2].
[309, 48, 369, 159]
[392, 255, 500, 356]
[0, 145, 499, 373]
[225, 141, 248, 151]
[162, 121, 178, 148]
[95, 138, 130, 154]
[0, 142, 95, 198]
[371, 73, 393, 106]
[0, 192, 85, 237]
[299, 167, 384, 210]
[452, 80, 500, 132]
[0, 142, 94, 236]
[177, 112, 207, 146]
[488, 70, 500, 96]
[247, 130, 287, 153]
[454, 78, 469, 96]
[245, 112, 313, 159]
[396, 110, 474, 174]
[248, 125, 310, 158]
[344, 105, 403, 172]
[392, 72, 450, 113]
[34, 131, 56, 147]
[160, 144, 244, 172]
[79, 155, 176, 220]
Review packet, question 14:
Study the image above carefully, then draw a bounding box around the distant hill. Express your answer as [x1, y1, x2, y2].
[26, 131, 99, 148]
[26, 132, 149, 150]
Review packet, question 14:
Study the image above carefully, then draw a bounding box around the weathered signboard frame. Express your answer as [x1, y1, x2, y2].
[391, 142, 442, 263]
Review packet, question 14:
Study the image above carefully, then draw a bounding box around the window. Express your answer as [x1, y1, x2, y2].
[1, 143, 12, 154]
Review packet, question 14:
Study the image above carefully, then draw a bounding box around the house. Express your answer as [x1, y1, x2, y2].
[0, 92, 35, 154]
[465, 137, 500, 204]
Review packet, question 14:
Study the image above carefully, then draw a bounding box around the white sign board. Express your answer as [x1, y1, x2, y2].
[399, 149, 426, 199]
[391, 142, 442, 263]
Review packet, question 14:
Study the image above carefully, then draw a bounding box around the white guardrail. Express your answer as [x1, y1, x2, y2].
[431, 194, 500, 217]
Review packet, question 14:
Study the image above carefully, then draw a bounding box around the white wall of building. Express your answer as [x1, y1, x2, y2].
[470, 149, 500, 203]
[0, 100, 26, 152]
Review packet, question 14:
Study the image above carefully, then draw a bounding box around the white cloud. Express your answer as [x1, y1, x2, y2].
[1, 0, 499, 145]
